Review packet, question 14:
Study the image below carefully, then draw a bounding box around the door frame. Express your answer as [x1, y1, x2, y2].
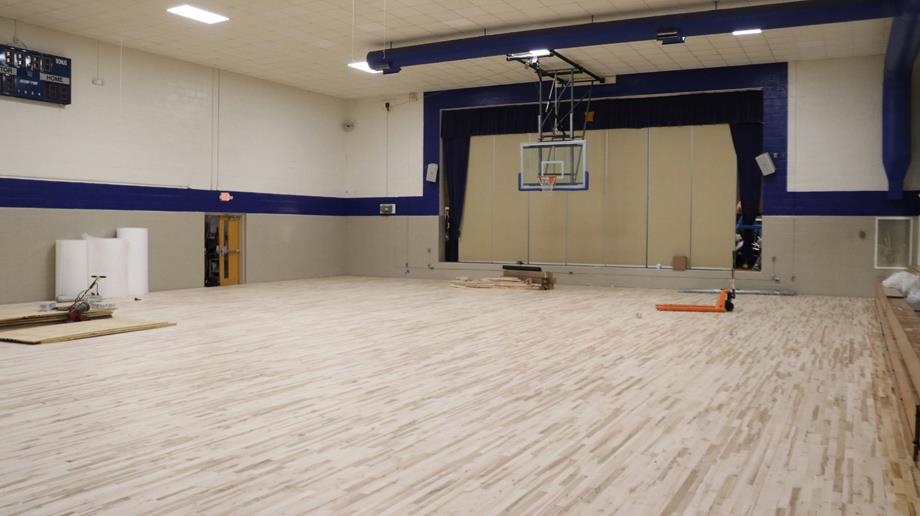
[205, 213, 246, 286]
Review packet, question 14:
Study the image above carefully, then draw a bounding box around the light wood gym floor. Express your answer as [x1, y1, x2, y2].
[1, 277, 918, 515]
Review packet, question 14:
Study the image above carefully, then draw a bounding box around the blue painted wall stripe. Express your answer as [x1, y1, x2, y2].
[0, 178, 434, 216]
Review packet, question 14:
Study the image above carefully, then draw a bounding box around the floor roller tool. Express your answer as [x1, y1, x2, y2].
[66, 275, 105, 322]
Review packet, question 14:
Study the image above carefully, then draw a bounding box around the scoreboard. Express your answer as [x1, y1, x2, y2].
[0, 44, 71, 105]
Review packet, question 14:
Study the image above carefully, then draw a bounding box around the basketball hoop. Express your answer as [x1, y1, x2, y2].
[537, 175, 557, 192]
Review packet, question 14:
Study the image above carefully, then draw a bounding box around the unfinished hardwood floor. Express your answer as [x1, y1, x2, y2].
[0, 277, 917, 515]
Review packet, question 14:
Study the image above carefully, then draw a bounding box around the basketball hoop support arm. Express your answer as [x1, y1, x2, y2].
[506, 50, 603, 142]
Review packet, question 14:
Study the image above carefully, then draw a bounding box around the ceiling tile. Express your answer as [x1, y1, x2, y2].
[0, 1, 891, 99]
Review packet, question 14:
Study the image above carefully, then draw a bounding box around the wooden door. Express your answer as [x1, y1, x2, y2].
[218, 215, 241, 285]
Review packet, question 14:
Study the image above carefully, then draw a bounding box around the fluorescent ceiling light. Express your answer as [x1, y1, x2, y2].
[508, 49, 553, 59]
[167, 5, 229, 24]
[733, 28, 762, 36]
[348, 61, 383, 74]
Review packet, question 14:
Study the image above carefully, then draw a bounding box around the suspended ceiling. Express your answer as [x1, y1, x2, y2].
[0, 0, 891, 99]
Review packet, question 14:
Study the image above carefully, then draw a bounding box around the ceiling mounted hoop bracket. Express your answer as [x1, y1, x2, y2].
[506, 49, 603, 142]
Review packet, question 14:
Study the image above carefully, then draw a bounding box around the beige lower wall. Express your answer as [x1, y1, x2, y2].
[0, 208, 348, 304]
[0, 206, 895, 303]
[0, 208, 203, 304]
[345, 215, 889, 298]
[245, 214, 346, 283]
[345, 216, 438, 277]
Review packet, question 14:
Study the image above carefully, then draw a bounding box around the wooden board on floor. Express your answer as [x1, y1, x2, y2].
[451, 277, 544, 290]
[0, 318, 174, 345]
[0, 308, 114, 329]
[502, 269, 557, 289]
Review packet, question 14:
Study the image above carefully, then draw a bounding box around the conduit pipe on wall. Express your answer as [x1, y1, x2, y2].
[883, 0, 920, 199]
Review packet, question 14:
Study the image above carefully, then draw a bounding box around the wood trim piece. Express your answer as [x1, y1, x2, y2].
[0, 308, 114, 329]
[881, 291, 920, 395]
[875, 283, 920, 455]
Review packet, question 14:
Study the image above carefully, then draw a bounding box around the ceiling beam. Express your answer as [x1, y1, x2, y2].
[366, 0, 900, 73]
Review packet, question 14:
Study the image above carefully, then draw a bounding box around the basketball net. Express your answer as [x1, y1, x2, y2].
[537, 175, 557, 192]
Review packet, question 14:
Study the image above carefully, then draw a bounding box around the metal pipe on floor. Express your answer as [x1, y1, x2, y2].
[679, 288, 797, 296]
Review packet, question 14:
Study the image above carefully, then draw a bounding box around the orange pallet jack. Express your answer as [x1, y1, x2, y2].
[656, 261, 737, 313]
[656, 287, 735, 312]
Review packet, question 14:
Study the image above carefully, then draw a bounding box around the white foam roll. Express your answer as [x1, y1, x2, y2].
[83, 234, 130, 299]
[55, 239, 89, 302]
[116, 227, 149, 297]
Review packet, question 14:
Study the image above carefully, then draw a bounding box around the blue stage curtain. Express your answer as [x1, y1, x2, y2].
[441, 90, 764, 261]
[443, 136, 471, 262]
[730, 122, 764, 267]
[730, 123, 764, 226]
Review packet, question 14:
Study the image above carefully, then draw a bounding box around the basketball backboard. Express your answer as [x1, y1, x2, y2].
[518, 140, 588, 191]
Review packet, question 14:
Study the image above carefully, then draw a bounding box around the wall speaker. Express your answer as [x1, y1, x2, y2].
[756, 152, 776, 176]
[425, 163, 439, 183]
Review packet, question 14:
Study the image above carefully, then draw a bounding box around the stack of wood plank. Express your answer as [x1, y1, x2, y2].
[502, 269, 556, 290]
[451, 270, 556, 291]
[0, 319, 174, 345]
[451, 277, 545, 290]
[875, 281, 920, 460]
[0, 306, 174, 345]
[0, 307, 114, 329]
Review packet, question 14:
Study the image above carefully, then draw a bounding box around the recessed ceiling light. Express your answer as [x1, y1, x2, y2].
[733, 28, 762, 36]
[348, 61, 382, 74]
[167, 5, 229, 24]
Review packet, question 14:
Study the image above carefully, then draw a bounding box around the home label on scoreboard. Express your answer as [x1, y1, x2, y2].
[0, 44, 72, 105]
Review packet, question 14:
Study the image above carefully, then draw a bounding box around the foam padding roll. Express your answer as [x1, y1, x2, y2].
[55, 239, 89, 302]
[117, 227, 149, 297]
[83, 235, 129, 299]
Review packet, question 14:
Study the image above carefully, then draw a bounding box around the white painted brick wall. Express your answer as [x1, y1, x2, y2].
[0, 20, 351, 197]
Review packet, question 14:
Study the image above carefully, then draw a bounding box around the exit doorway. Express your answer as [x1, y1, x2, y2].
[205, 214, 243, 287]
